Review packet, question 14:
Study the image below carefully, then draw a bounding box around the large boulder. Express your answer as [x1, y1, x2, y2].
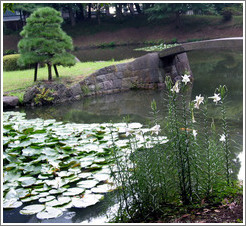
[81, 51, 193, 96]
[21, 51, 193, 106]
[3, 96, 19, 109]
[81, 53, 166, 95]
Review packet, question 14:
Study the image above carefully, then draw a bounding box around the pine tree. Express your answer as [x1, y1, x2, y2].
[18, 7, 76, 81]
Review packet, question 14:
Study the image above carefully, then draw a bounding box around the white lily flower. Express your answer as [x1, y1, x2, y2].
[220, 134, 226, 142]
[181, 74, 191, 85]
[192, 130, 197, 139]
[171, 81, 180, 93]
[150, 124, 161, 135]
[194, 94, 204, 109]
[208, 93, 221, 104]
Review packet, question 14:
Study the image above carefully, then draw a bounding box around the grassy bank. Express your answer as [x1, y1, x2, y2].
[3, 59, 133, 95]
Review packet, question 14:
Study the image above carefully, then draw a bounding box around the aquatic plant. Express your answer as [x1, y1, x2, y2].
[110, 75, 240, 222]
[134, 43, 179, 52]
[2, 112, 160, 220]
[34, 87, 54, 105]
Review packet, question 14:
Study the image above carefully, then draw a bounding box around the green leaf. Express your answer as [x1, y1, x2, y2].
[18, 177, 37, 187]
[20, 204, 45, 215]
[36, 206, 63, 219]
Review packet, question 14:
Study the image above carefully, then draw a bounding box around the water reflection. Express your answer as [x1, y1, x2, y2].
[73, 44, 149, 62]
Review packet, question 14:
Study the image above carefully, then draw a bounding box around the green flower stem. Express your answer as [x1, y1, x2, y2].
[201, 101, 212, 195]
[109, 128, 133, 221]
[221, 100, 230, 185]
[182, 94, 192, 201]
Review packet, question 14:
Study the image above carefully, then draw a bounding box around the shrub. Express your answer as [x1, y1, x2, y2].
[98, 41, 116, 48]
[166, 37, 178, 44]
[3, 54, 45, 71]
[3, 54, 21, 71]
[221, 7, 235, 21]
[3, 49, 17, 55]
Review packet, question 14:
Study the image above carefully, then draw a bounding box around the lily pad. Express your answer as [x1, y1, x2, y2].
[3, 198, 23, 209]
[49, 187, 67, 195]
[16, 188, 30, 199]
[46, 196, 71, 207]
[93, 173, 110, 182]
[4, 171, 21, 182]
[39, 196, 56, 203]
[93, 158, 107, 164]
[22, 147, 38, 156]
[18, 177, 36, 187]
[5, 188, 19, 200]
[63, 187, 85, 196]
[57, 171, 74, 178]
[36, 206, 63, 219]
[21, 195, 39, 202]
[91, 184, 114, 193]
[20, 204, 45, 215]
[46, 177, 68, 189]
[38, 175, 49, 180]
[77, 172, 92, 179]
[80, 161, 93, 168]
[71, 194, 104, 208]
[77, 180, 99, 189]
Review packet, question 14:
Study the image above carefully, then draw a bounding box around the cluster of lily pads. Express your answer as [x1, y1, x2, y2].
[3, 111, 165, 220]
[134, 43, 179, 52]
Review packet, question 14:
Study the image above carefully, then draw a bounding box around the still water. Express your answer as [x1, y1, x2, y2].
[73, 44, 149, 62]
[4, 47, 243, 223]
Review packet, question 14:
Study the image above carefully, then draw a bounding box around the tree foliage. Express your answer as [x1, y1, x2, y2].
[18, 7, 76, 81]
[145, 3, 216, 28]
[7, 3, 242, 30]
[3, 3, 14, 13]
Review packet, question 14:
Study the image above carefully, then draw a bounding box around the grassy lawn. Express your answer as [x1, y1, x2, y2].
[3, 59, 133, 94]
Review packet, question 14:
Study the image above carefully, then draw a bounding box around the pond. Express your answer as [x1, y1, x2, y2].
[3, 47, 243, 223]
[73, 44, 150, 62]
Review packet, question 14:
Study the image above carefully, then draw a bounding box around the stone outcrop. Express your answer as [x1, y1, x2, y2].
[3, 96, 19, 108]
[80, 52, 192, 95]
[23, 82, 84, 106]
[22, 52, 192, 106]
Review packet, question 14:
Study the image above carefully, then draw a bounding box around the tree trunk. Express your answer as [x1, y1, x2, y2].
[34, 63, 38, 82]
[54, 65, 59, 78]
[128, 3, 135, 15]
[135, 4, 141, 14]
[175, 12, 182, 28]
[76, 3, 84, 21]
[20, 10, 24, 27]
[116, 4, 123, 18]
[105, 4, 110, 16]
[88, 3, 92, 19]
[68, 5, 76, 26]
[23, 12, 27, 25]
[47, 63, 52, 81]
[96, 4, 101, 25]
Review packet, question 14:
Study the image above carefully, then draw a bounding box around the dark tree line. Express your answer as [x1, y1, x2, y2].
[12, 3, 243, 28]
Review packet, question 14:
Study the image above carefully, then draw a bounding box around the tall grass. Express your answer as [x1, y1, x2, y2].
[110, 75, 240, 222]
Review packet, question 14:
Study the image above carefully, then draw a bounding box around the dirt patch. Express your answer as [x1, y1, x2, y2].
[3, 18, 243, 51]
[154, 194, 243, 223]
[72, 25, 242, 47]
